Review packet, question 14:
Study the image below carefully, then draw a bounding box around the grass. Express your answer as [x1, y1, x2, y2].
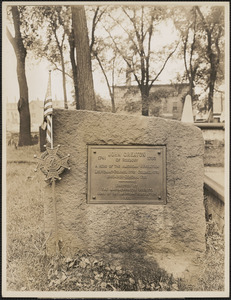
[6, 144, 50, 290]
[5, 144, 225, 292]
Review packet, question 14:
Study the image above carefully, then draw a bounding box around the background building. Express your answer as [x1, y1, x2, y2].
[114, 83, 189, 120]
[6, 100, 65, 133]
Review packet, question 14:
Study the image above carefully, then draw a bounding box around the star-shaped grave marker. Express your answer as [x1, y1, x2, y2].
[34, 145, 70, 183]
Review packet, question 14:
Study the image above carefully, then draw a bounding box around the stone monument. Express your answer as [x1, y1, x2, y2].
[43, 109, 206, 278]
[181, 94, 194, 123]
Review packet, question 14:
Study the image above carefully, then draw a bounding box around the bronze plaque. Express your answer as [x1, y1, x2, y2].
[87, 145, 166, 204]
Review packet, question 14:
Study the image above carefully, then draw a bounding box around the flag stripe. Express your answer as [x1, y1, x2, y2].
[44, 108, 53, 117]
[46, 115, 52, 143]
[44, 101, 52, 107]
[43, 72, 53, 145]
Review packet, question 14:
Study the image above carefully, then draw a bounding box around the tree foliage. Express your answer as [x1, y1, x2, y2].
[6, 4, 226, 119]
[174, 5, 225, 112]
[195, 6, 224, 111]
[27, 6, 72, 109]
[174, 7, 205, 101]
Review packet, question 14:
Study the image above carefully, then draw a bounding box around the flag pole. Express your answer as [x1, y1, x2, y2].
[48, 70, 58, 254]
[52, 172, 58, 254]
[35, 70, 70, 256]
[50, 114, 53, 149]
[48, 70, 54, 149]
[50, 110, 58, 254]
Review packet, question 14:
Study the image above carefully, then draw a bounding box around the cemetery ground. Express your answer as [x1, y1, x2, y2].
[6, 144, 225, 292]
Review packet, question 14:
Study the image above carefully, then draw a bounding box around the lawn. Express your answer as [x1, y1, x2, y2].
[5, 144, 225, 292]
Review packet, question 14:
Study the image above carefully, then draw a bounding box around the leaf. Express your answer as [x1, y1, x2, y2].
[84, 258, 90, 264]
[106, 283, 117, 291]
[94, 274, 101, 281]
[110, 265, 116, 271]
[69, 261, 75, 268]
[101, 282, 107, 289]
[129, 278, 135, 285]
[61, 272, 67, 282]
[48, 280, 55, 287]
[79, 261, 86, 268]
[172, 283, 179, 290]
[65, 257, 72, 263]
[90, 279, 95, 285]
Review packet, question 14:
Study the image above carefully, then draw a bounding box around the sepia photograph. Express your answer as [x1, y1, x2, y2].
[2, 1, 230, 298]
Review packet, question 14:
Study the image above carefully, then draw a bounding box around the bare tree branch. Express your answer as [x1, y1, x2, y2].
[90, 7, 99, 53]
[53, 65, 73, 79]
[95, 53, 112, 95]
[148, 42, 179, 90]
[108, 11, 140, 55]
[102, 23, 141, 87]
[122, 8, 143, 54]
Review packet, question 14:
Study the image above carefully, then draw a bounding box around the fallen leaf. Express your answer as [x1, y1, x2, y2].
[61, 272, 67, 282]
[101, 282, 107, 289]
[84, 258, 90, 264]
[79, 261, 86, 268]
[69, 261, 75, 268]
[107, 283, 116, 291]
[172, 283, 178, 290]
[129, 278, 135, 285]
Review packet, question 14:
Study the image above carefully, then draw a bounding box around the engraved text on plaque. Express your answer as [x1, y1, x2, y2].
[87, 145, 166, 204]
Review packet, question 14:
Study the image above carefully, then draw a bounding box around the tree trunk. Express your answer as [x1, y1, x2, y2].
[111, 57, 116, 113]
[207, 33, 217, 113]
[72, 6, 96, 110]
[111, 88, 116, 113]
[134, 74, 149, 116]
[141, 97, 149, 116]
[7, 6, 31, 146]
[189, 79, 194, 100]
[68, 29, 80, 109]
[141, 87, 149, 116]
[208, 66, 216, 112]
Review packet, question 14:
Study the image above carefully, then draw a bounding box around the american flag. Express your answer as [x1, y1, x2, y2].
[43, 71, 53, 145]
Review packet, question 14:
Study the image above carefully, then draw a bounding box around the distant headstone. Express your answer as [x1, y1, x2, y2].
[213, 96, 222, 114]
[43, 110, 206, 278]
[181, 94, 194, 123]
